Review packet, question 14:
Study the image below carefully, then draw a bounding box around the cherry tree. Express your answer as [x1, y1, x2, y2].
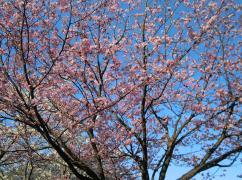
[0, 0, 241, 179]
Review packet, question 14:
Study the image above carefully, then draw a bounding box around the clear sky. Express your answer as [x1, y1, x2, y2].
[164, 162, 241, 180]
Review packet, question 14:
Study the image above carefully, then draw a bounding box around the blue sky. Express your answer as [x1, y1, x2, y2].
[165, 163, 241, 180]
[147, 157, 241, 179]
